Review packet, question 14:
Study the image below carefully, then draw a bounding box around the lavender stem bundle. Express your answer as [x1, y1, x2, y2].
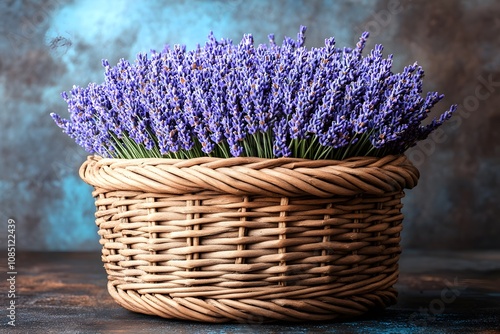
[51, 26, 457, 160]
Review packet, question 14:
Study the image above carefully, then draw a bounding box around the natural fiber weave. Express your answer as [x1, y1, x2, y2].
[80, 155, 418, 323]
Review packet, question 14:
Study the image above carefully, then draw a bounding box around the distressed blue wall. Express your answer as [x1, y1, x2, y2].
[0, 0, 499, 250]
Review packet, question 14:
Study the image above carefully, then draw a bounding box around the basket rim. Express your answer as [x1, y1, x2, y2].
[79, 154, 419, 197]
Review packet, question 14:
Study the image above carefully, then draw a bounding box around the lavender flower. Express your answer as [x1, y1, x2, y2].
[51, 27, 457, 160]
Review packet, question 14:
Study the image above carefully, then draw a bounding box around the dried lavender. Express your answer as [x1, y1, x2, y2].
[51, 26, 457, 160]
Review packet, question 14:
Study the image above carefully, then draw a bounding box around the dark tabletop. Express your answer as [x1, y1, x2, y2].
[1, 250, 499, 333]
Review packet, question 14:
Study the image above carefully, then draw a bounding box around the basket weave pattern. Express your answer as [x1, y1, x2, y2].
[80, 155, 418, 322]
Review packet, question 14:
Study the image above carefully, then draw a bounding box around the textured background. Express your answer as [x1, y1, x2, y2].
[0, 0, 498, 251]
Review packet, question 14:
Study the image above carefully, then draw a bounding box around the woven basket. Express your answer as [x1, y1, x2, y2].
[79, 154, 418, 323]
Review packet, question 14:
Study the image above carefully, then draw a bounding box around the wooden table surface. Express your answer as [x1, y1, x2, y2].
[1, 250, 499, 333]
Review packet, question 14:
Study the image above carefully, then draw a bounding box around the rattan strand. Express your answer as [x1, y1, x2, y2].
[80, 155, 417, 322]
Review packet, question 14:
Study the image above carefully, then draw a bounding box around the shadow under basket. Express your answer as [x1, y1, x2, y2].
[79, 154, 419, 323]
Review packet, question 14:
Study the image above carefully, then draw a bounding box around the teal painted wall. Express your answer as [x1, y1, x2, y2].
[1, 0, 499, 250]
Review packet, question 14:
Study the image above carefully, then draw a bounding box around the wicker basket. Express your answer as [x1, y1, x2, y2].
[79, 154, 418, 323]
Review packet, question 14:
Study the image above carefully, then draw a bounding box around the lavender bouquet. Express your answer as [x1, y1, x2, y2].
[51, 27, 457, 160]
